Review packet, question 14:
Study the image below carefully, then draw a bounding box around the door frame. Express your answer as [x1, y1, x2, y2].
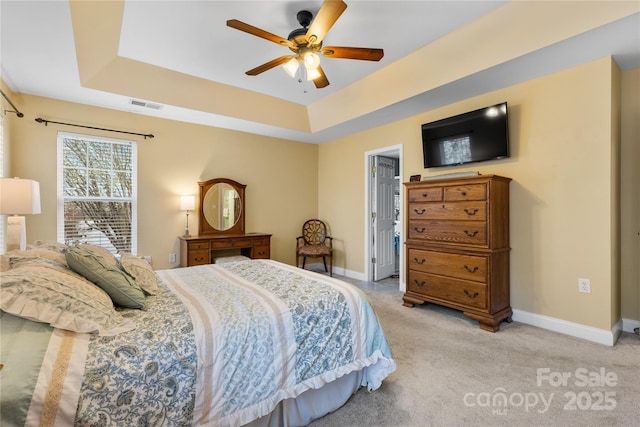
[364, 144, 405, 291]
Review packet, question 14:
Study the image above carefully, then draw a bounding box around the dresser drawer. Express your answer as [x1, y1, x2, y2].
[252, 246, 270, 259]
[408, 249, 487, 282]
[409, 201, 486, 221]
[408, 187, 443, 203]
[408, 271, 487, 309]
[210, 238, 252, 249]
[252, 237, 270, 246]
[444, 184, 486, 201]
[188, 241, 209, 250]
[409, 220, 487, 246]
[188, 250, 209, 266]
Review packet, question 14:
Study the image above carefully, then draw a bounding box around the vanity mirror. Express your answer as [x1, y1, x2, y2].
[181, 178, 270, 267]
[198, 178, 245, 235]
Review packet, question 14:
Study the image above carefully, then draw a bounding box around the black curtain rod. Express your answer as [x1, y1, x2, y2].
[35, 117, 154, 139]
[0, 89, 24, 118]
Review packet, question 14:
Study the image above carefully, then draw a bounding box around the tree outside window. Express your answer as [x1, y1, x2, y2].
[58, 132, 137, 254]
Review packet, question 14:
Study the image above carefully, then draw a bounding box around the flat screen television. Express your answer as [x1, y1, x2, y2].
[422, 102, 509, 168]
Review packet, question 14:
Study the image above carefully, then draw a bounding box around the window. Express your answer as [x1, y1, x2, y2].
[57, 132, 137, 254]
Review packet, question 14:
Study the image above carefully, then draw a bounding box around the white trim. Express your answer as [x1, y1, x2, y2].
[300, 262, 367, 281]
[621, 317, 640, 334]
[512, 309, 623, 346]
[363, 144, 404, 291]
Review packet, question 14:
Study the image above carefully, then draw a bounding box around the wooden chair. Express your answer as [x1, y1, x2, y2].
[296, 219, 333, 276]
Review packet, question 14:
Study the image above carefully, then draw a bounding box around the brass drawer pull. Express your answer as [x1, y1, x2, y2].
[414, 208, 426, 214]
[413, 257, 426, 265]
[414, 280, 426, 287]
[464, 289, 479, 298]
[464, 230, 478, 237]
[463, 265, 478, 273]
[464, 208, 478, 216]
[414, 227, 426, 233]
[195, 257, 205, 262]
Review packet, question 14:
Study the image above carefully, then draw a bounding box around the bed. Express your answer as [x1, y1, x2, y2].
[0, 241, 396, 426]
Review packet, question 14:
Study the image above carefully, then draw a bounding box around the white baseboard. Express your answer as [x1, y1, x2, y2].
[302, 262, 366, 281]
[622, 317, 640, 334]
[512, 309, 624, 346]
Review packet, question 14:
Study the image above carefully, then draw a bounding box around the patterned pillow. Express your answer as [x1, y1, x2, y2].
[120, 253, 160, 296]
[32, 240, 69, 254]
[7, 248, 69, 269]
[66, 246, 146, 309]
[0, 263, 135, 336]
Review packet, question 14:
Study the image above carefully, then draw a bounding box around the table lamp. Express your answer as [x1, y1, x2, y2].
[0, 177, 41, 251]
[180, 195, 195, 237]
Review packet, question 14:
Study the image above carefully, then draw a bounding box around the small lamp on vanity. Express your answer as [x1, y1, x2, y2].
[0, 177, 41, 251]
[180, 195, 196, 237]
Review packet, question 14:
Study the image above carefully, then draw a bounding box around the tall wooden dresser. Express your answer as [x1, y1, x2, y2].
[403, 174, 512, 332]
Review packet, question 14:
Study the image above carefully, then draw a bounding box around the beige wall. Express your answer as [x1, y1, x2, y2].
[319, 56, 630, 330]
[6, 93, 318, 269]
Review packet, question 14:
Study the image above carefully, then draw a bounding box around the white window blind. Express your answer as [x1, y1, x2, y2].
[57, 132, 137, 254]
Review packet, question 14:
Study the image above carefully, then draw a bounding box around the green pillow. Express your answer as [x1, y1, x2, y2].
[66, 246, 146, 309]
[120, 253, 160, 296]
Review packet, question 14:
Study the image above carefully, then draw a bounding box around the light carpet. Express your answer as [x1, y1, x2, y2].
[309, 287, 639, 427]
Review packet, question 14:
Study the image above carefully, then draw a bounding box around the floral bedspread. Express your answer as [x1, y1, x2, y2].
[9, 260, 395, 427]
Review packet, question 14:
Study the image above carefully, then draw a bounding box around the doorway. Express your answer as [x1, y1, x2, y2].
[364, 145, 404, 291]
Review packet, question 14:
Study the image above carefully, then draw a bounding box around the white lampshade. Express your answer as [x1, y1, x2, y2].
[303, 52, 320, 70]
[282, 57, 300, 77]
[0, 178, 41, 215]
[180, 195, 195, 211]
[306, 66, 322, 81]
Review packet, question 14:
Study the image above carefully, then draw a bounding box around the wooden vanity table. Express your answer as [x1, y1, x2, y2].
[179, 233, 271, 267]
[179, 178, 271, 267]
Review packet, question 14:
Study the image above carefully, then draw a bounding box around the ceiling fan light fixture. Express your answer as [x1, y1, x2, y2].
[303, 52, 320, 70]
[306, 65, 321, 81]
[228, 1, 383, 89]
[282, 57, 300, 77]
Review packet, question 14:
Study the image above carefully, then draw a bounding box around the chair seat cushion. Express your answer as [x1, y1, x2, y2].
[298, 245, 331, 257]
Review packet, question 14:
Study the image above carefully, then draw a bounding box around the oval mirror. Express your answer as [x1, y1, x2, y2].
[202, 183, 241, 231]
[198, 178, 246, 235]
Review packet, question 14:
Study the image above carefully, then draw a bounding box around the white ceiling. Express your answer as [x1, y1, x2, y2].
[1, 1, 639, 143]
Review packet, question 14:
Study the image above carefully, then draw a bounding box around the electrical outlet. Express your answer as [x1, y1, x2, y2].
[578, 278, 591, 294]
[169, 253, 176, 263]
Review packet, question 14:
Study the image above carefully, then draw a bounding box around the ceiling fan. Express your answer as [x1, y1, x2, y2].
[227, 0, 384, 89]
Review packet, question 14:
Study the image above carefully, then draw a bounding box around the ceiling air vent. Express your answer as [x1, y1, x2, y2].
[129, 99, 163, 110]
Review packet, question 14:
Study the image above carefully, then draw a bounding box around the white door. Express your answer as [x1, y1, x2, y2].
[372, 156, 396, 281]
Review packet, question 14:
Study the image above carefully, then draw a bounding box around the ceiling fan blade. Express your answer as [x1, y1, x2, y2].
[305, 0, 347, 45]
[227, 19, 294, 48]
[246, 56, 294, 76]
[313, 65, 330, 88]
[322, 46, 384, 61]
